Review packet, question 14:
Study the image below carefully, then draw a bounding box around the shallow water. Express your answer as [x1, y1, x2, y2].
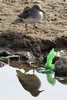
[0, 49, 67, 100]
[0, 64, 67, 100]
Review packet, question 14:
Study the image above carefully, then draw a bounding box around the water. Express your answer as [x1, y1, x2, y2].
[0, 49, 67, 100]
[0, 64, 67, 100]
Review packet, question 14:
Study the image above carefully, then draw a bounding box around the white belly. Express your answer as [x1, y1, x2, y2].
[38, 11, 43, 19]
[23, 11, 43, 23]
[24, 18, 38, 23]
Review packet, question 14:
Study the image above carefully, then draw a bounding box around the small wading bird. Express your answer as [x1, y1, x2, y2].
[16, 70, 44, 97]
[12, 4, 45, 33]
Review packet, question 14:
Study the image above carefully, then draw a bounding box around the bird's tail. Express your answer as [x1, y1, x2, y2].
[11, 18, 25, 25]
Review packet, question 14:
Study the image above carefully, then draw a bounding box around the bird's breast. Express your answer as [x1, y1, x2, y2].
[23, 11, 43, 23]
[38, 11, 43, 19]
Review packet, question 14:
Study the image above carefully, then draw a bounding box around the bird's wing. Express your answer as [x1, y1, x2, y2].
[18, 7, 31, 19]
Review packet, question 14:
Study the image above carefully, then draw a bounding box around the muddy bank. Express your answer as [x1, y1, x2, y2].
[0, 30, 67, 54]
[0, 0, 67, 54]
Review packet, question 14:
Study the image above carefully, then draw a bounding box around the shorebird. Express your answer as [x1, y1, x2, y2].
[18, 4, 44, 32]
[16, 70, 44, 97]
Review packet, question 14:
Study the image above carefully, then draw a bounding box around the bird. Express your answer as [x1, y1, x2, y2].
[16, 70, 44, 97]
[17, 4, 45, 32]
[9, 58, 41, 74]
[9, 51, 41, 74]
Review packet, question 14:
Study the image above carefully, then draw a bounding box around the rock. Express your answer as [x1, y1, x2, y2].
[55, 57, 67, 76]
[55, 57, 67, 85]
[0, 50, 11, 57]
[0, 61, 5, 67]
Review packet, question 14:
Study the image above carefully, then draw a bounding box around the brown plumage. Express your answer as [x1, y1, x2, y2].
[18, 7, 30, 19]
[9, 61, 38, 73]
[16, 70, 44, 96]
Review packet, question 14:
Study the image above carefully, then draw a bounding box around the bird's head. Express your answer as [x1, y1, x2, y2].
[32, 4, 45, 14]
[30, 89, 44, 97]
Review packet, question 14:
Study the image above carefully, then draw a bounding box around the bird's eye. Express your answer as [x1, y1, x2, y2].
[33, 5, 40, 9]
[36, 6, 40, 9]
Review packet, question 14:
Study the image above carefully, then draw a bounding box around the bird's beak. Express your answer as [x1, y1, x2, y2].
[39, 90, 44, 93]
[39, 9, 45, 14]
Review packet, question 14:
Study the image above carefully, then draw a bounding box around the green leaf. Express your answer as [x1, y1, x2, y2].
[46, 73, 56, 86]
[45, 48, 56, 69]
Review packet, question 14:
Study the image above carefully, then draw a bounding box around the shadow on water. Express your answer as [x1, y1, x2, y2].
[16, 70, 44, 97]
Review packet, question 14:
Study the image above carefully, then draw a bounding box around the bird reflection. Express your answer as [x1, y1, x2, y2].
[10, 61, 38, 73]
[55, 57, 67, 85]
[16, 70, 44, 97]
[9, 55, 41, 74]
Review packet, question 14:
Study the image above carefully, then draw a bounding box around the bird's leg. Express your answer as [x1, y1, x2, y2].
[33, 23, 36, 33]
[8, 58, 10, 65]
[33, 69, 35, 74]
[33, 23, 35, 29]
[33, 23, 38, 34]
[25, 70, 27, 74]
[18, 56, 20, 62]
[34, 23, 38, 29]
[25, 23, 28, 33]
